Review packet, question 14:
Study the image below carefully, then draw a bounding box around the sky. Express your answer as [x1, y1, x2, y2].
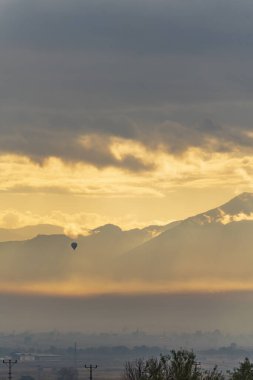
[0, 0, 253, 234]
[1, 1, 253, 333]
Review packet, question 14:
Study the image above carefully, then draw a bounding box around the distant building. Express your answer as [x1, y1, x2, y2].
[14, 353, 35, 362]
[13, 353, 62, 362]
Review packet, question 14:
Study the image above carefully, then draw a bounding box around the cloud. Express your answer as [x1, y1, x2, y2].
[218, 211, 253, 225]
[1, 148, 253, 203]
[1, 0, 253, 55]
[0, 207, 170, 234]
[0, 1, 252, 169]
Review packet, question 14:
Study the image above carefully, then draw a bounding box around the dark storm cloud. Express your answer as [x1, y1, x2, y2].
[0, 0, 253, 168]
[1, 0, 253, 54]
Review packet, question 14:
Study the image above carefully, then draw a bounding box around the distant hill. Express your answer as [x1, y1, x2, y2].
[0, 224, 64, 242]
[0, 221, 176, 242]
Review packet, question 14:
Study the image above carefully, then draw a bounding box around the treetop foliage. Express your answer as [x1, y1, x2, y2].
[229, 357, 253, 380]
[123, 349, 226, 380]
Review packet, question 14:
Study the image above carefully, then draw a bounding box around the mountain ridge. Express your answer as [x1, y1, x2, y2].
[0, 192, 253, 292]
[186, 192, 253, 226]
[1, 192, 252, 243]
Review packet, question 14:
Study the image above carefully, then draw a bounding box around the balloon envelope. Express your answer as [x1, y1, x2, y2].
[71, 242, 78, 250]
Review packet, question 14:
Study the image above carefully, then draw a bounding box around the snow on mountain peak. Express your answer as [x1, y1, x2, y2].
[188, 192, 253, 226]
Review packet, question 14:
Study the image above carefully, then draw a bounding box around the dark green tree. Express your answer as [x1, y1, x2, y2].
[145, 355, 170, 380]
[167, 350, 201, 380]
[57, 367, 78, 380]
[229, 357, 253, 380]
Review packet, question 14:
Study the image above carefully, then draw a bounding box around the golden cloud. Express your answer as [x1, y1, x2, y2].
[0, 144, 252, 232]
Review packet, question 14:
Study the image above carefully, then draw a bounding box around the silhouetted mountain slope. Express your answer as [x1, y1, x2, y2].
[116, 193, 253, 282]
[117, 219, 253, 282]
[80, 222, 179, 258]
[0, 224, 64, 242]
[0, 222, 176, 242]
[0, 235, 71, 281]
[220, 192, 253, 214]
[187, 192, 253, 225]
[0, 221, 178, 281]
[0, 193, 252, 287]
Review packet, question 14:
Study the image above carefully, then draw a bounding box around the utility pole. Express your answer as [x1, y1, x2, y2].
[3, 359, 17, 380]
[74, 341, 77, 368]
[84, 364, 98, 380]
[37, 364, 42, 380]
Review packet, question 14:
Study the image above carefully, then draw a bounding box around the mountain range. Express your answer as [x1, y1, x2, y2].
[0, 193, 253, 291]
[0, 224, 65, 242]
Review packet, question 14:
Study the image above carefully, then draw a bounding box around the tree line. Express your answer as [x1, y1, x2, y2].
[122, 349, 253, 380]
[16, 349, 253, 379]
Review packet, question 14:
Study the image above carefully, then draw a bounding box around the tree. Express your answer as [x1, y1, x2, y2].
[202, 365, 225, 380]
[145, 355, 170, 380]
[122, 350, 224, 380]
[123, 350, 200, 380]
[229, 357, 253, 380]
[167, 350, 201, 380]
[123, 359, 146, 380]
[57, 367, 78, 380]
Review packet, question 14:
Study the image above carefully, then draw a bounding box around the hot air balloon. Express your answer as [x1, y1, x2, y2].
[71, 241, 78, 251]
